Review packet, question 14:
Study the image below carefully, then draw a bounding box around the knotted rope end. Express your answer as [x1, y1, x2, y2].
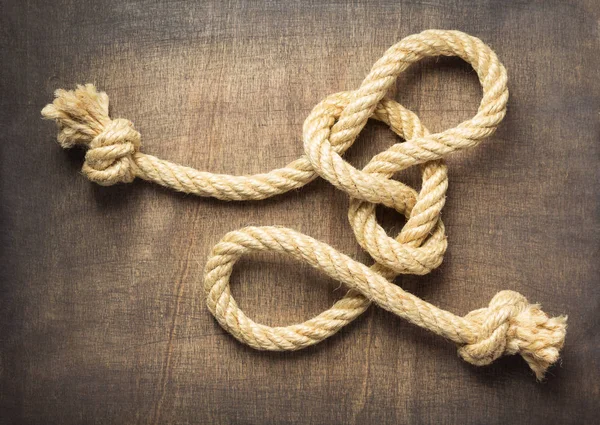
[459, 290, 567, 381]
[42, 84, 141, 186]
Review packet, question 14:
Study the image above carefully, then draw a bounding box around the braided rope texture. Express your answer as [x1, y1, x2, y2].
[42, 30, 566, 380]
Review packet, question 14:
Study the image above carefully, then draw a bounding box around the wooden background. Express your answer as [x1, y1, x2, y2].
[1, 1, 598, 424]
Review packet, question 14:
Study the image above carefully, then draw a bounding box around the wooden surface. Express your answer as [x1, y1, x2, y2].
[1, 1, 599, 424]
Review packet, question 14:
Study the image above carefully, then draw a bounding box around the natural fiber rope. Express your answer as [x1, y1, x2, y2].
[42, 30, 566, 380]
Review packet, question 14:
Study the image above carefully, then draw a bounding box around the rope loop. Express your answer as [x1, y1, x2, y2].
[205, 226, 566, 380]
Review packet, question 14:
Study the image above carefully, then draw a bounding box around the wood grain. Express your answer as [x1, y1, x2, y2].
[1, 1, 599, 424]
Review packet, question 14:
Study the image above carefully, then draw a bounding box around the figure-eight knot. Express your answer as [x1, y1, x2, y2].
[41, 29, 567, 379]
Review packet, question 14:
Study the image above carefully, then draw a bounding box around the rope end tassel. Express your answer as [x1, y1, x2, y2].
[42, 30, 568, 380]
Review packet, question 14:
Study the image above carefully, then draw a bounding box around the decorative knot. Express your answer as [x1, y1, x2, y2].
[458, 290, 567, 380]
[41, 84, 141, 186]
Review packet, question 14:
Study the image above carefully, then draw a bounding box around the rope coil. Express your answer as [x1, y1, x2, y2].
[42, 29, 566, 380]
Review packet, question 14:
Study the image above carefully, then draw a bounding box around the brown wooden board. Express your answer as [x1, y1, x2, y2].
[1, 1, 599, 424]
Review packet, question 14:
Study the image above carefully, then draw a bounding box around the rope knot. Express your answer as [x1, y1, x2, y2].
[83, 118, 140, 185]
[41, 84, 141, 185]
[458, 290, 567, 380]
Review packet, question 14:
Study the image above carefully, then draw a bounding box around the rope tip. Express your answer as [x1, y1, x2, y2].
[458, 290, 567, 381]
[41, 84, 111, 149]
[524, 312, 567, 381]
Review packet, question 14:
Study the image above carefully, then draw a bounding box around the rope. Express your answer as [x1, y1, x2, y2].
[41, 29, 566, 380]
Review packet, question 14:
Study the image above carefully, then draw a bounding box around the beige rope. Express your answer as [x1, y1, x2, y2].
[41, 30, 566, 379]
[205, 226, 566, 380]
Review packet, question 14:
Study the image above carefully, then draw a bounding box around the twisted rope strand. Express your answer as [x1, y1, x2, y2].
[41, 30, 567, 379]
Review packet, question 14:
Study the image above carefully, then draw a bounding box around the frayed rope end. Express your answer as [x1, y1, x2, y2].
[41, 84, 111, 149]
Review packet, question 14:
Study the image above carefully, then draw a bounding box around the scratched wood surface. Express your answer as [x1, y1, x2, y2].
[1, 1, 599, 424]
